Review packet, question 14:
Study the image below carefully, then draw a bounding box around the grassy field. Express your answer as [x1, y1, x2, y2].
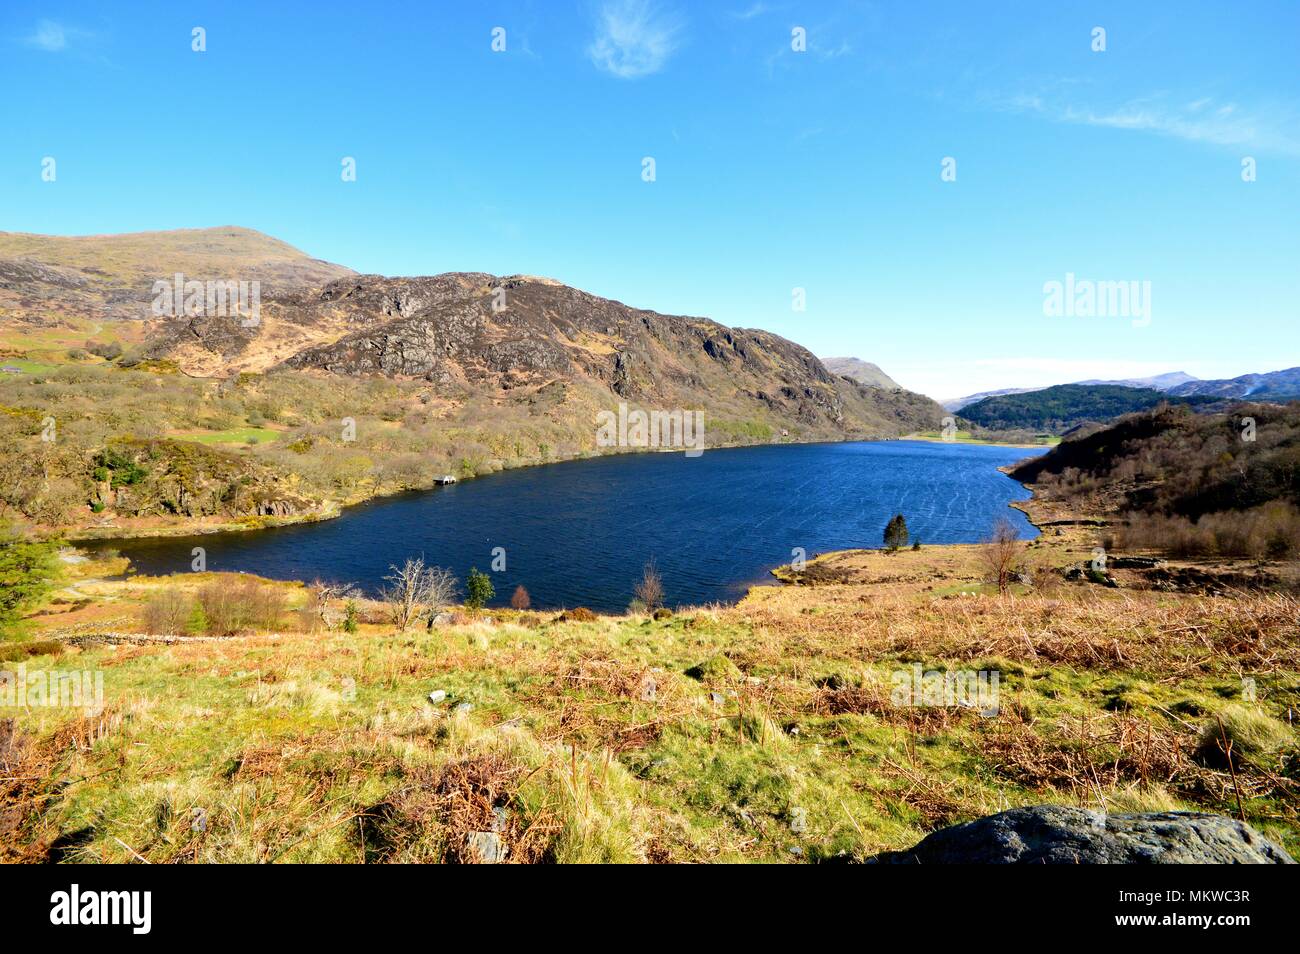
[4, 534, 1297, 864]
[167, 426, 284, 446]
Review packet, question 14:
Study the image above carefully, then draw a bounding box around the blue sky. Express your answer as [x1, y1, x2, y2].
[1, 1, 1297, 399]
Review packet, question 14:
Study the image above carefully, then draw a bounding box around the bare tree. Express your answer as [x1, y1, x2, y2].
[633, 558, 665, 613]
[380, 557, 458, 630]
[980, 517, 1024, 596]
[304, 579, 360, 631]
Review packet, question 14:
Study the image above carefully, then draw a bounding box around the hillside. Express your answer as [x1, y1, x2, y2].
[944, 372, 1197, 412]
[820, 356, 901, 390]
[0, 229, 946, 536]
[1009, 402, 1300, 560]
[959, 384, 1214, 433]
[0, 227, 354, 326]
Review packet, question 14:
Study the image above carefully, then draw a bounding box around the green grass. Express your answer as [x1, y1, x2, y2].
[0, 359, 62, 376]
[171, 426, 283, 446]
[6, 575, 1297, 863]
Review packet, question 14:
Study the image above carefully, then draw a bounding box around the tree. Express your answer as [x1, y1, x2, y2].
[0, 523, 59, 637]
[510, 585, 531, 610]
[980, 517, 1024, 596]
[883, 514, 909, 552]
[465, 568, 494, 610]
[633, 558, 664, 613]
[381, 557, 458, 630]
[305, 579, 360, 631]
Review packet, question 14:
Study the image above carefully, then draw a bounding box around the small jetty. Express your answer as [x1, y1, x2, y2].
[434, 474, 458, 485]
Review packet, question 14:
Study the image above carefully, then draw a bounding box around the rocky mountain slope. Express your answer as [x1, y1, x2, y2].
[820, 356, 901, 390]
[129, 251, 944, 437]
[0, 227, 353, 326]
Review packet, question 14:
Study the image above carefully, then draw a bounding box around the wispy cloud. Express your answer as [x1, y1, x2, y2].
[1000, 89, 1300, 157]
[25, 19, 71, 52]
[730, 3, 771, 20]
[588, 0, 684, 79]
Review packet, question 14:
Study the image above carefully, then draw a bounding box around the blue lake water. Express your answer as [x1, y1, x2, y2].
[94, 440, 1042, 612]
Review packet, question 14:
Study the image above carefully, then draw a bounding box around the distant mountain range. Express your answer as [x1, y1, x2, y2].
[944, 372, 1198, 411]
[958, 384, 1219, 434]
[1168, 367, 1300, 401]
[820, 357, 901, 390]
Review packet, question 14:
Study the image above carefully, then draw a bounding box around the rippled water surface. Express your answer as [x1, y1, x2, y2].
[97, 440, 1042, 611]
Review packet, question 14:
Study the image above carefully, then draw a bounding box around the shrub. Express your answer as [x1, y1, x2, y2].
[633, 558, 664, 613]
[559, 607, 597, 623]
[465, 568, 494, 610]
[140, 588, 192, 636]
[0, 639, 63, 662]
[510, 585, 531, 610]
[0, 525, 59, 637]
[195, 576, 287, 636]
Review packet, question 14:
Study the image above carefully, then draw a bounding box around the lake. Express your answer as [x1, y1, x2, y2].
[94, 440, 1042, 612]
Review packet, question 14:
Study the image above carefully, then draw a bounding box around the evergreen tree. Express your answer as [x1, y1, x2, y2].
[466, 567, 494, 610]
[883, 514, 909, 552]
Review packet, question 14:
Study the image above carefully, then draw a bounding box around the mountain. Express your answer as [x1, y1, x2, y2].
[0, 227, 354, 326]
[132, 263, 946, 437]
[943, 387, 1038, 412]
[820, 357, 901, 390]
[958, 384, 1216, 433]
[1, 228, 940, 441]
[1076, 372, 1198, 390]
[1168, 367, 1300, 402]
[943, 372, 1198, 412]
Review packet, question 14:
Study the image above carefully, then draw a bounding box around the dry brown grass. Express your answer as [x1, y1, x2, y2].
[356, 754, 561, 864]
[734, 585, 1300, 676]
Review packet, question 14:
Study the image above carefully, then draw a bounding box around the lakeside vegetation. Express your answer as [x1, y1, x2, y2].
[3, 524, 1297, 863]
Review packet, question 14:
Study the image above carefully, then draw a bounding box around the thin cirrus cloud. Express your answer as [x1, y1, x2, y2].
[588, 0, 685, 79]
[1002, 90, 1300, 157]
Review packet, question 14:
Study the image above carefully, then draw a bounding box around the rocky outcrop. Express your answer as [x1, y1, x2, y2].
[870, 806, 1294, 864]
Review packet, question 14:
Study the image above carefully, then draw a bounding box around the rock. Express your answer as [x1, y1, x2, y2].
[454, 702, 473, 714]
[427, 690, 447, 704]
[1109, 556, 1165, 569]
[430, 612, 453, 626]
[869, 806, 1295, 864]
[465, 830, 507, 864]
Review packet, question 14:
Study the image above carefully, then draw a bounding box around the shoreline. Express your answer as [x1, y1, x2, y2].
[63, 431, 1008, 544]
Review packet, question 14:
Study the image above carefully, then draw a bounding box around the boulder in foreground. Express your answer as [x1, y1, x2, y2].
[870, 806, 1294, 864]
